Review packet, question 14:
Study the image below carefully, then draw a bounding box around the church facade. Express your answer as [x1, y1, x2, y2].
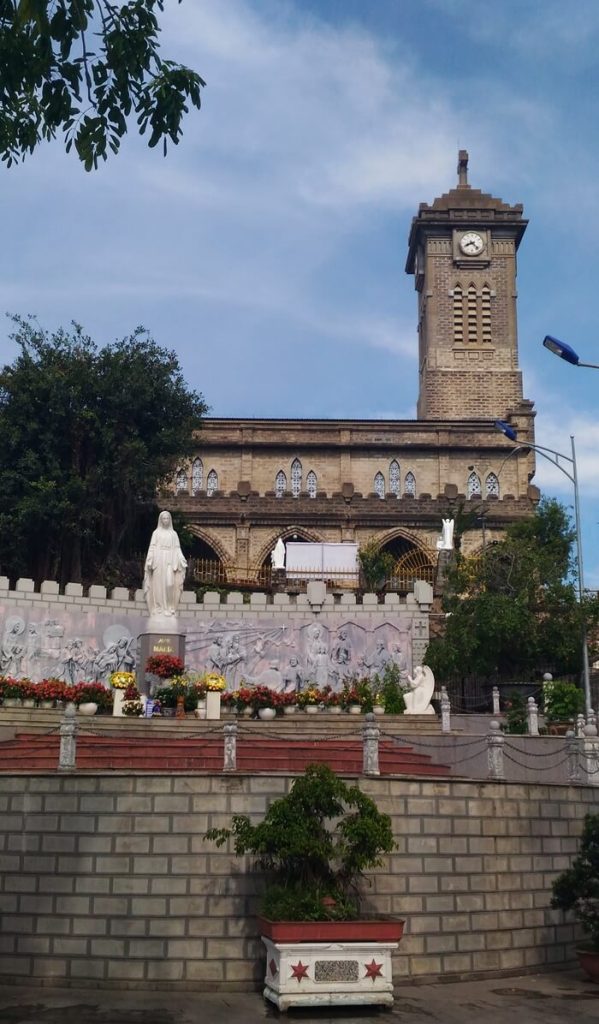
[170, 153, 538, 588]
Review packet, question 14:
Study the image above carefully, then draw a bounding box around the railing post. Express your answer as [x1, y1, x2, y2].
[440, 686, 451, 733]
[223, 723, 237, 772]
[362, 713, 380, 776]
[566, 730, 582, 784]
[492, 686, 500, 716]
[487, 720, 505, 780]
[59, 702, 77, 772]
[576, 713, 586, 737]
[526, 696, 539, 737]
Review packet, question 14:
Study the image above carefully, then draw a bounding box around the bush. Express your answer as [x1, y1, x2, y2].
[551, 813, 599, 950]
[378, 663, 406, 715]
[543, 680, 584, 723]
[205, 763, 395, 921]
[501, 691, 528, 734]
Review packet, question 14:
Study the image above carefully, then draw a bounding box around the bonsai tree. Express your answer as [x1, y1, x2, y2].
[205, 763, 395, 921]
[551, 813, 599, 950]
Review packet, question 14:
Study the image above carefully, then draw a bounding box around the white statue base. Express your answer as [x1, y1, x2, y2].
[146, 613, 181, 635]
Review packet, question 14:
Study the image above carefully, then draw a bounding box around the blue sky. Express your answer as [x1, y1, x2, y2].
[2, 0, 599, 584]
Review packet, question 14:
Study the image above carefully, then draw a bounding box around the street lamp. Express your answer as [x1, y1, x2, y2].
[543, 335, 599, 370]
[494, 421, 592, 715]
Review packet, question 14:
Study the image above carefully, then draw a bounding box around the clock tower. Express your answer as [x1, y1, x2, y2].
[406, 151, 531, 422]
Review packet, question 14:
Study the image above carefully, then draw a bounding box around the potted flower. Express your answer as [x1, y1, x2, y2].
[245, 684, 277, 720]
[122, 682, 144, 717]
[341, 677, 373, 714]
[72, 682, 113, 716]
[543, 680, 585, 734]
[3, 676, 26, 707]
[551, 813, 599, 981]
[20, 680, 37, 709]
[203, 672, 226, 720]
[35, 678, 67, 708]
[110, 670, 135, 717]
[145, 653, 185, 679]
[154, 684, 177, 716]
[205, 764, 401, 1010]
[296, 686, 323, 714]
[321, 686, 342, 715]
[279, 691, 298, 715]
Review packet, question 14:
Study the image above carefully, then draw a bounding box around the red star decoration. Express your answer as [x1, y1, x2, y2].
[364, 959, 383, 981]
[269, 958, 278, 977]
[290, 961, 309, 982]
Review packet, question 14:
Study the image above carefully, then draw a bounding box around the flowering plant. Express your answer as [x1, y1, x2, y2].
[226, 684, 276, 713]
[322, 688, 342, 708]
[1, 676, 28, 699]
[296, 687, 324, 709]
[110, 671, 135, 690]
[145, 654, 184, 679]
[35, 678, 68, 703]
[122, 682, 144, 717]
[340, 677, 373, 711]
[203, 673, 226, 692]
[71, 682, 113, 711]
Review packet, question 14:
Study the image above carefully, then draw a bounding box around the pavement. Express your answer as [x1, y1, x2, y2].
[0, 971, 597, 1024]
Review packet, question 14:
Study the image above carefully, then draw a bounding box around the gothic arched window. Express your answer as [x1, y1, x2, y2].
[404, 471, 416, 496]
[306, 470, 317, 498]
[175, 468, 188, 494]
[467, 471, 481, 498]
[291, 458, 302, 497]
[206, 469, 218, 496]
[275, 470, 287, 497]
[191, 458, 203, 495]
[486, 472, 500, 498]
[389, 460, 400, 497]
[374, 472, 385, 499]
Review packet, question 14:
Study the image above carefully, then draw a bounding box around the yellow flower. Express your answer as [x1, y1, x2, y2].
[204, 673, 226, 692]
[110, 671, 135, 690]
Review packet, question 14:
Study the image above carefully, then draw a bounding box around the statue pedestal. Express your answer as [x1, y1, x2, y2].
[271, 568, 287, 593]
[138, 632, 185, 696]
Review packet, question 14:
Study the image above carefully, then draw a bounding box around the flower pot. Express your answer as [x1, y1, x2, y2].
[328, 705, 342, 715]
[4, 698, 22, 708]
[78, 702, 98, 716]
[577, 948, 599, 982]
[206, 691, 221, 720]
[283, 704, 297, 715]
[40, 700, 54, 710]
[243, 706, 253, 717]
[194, 705, 207, 719]
[258, 707, 276, 721]
[22, 699, 36, 709]
[373, 705, 385, 716]
[112, 690, 125, 717]
[258, 916, 405, 1011]
[305, 705, 319, 715]
[349, 704, 362, 715]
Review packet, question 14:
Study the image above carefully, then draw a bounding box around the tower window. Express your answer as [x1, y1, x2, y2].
[374, 472, 385, 499]
[453, 285, 464, 344]
[192, 458, 203, 495]
[453, 281, 493, 346]
[467, 284, 478, 344]
[481, 285, 492, 343]
[207, 469, 218, 496]
[389, 460, 400, 497]
[486, 472, 500, 497]
[467, 471, 481, 498]
[307, 470, 317, 498]
[291, 458, 302, 497]
[275, 470, 287, 497]
[404, 471, 416, 496]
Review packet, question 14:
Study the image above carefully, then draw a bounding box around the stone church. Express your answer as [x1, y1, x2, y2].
[170, 152, 538, 589]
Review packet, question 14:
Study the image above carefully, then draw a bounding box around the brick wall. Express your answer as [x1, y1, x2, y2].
[0, 773, 595, 990]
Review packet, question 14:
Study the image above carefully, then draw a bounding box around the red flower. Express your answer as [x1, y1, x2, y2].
[146, 654, 184, 679]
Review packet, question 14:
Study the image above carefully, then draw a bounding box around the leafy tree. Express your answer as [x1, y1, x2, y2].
[0, 0, 205, 170]
[358, 539, 395, 591]
[425, 498, 599, 685]
[0, 315, 206, 585]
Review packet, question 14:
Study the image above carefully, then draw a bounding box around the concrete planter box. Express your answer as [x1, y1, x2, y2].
[258, 917, 404, 1011]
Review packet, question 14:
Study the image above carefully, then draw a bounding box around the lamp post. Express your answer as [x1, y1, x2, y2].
[542, 336, 599, 370]
[494, 420, 592, 715]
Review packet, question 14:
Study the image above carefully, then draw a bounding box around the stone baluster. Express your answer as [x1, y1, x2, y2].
[487, 720, 505, 780]
[59, 702, 78, 772]
[492, 686, 500, 716]
[362, 712, 380, 776]
[576, 714, 586, 737]
[223, 723, 237, 773]
[527, 696, 539, 737]
[440, 687, 451, 733]
[566, 730, 582, 784]
[583, 712, 599, 786]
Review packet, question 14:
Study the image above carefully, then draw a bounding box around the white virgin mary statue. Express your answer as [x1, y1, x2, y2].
[143, 511, 188, 622]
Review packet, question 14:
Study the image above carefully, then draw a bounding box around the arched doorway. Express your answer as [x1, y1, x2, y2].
[378, 534, 436, 591]
[186, 533, 228, 586]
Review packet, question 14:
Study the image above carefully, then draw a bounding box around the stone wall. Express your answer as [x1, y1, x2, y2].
[0, 579, 433, 685]
[0, 772, 595, 991]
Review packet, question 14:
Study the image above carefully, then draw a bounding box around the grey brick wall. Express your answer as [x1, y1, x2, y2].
[0, 773, 596, 990]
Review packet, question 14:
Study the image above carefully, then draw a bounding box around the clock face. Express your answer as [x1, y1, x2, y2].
[460, 231, 484, 256]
